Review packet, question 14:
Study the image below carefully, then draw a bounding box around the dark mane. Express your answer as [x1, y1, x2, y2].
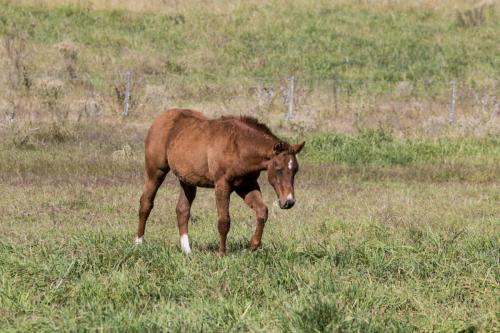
[220, 115, 278, 140]
[239, 116, 277, 138]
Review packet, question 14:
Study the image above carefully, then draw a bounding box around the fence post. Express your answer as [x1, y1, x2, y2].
[257, 82, 265, 112]
[448, 80, 456, 124]
[332, 77, 338, 115]
[492, 98, 499, 120]
[286, 75, 295, 121]
[491, 81, 498, 121]
[122, 70, 131, 117]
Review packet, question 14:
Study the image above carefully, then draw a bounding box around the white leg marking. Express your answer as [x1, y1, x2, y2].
[135, 236, 144, 245]
[180, 234, 192, 254]
[286, 193, 294, 201]
[288, 158, 293, 170]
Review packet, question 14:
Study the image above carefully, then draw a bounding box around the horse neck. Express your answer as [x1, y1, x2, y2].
[239, 132, 276, 171]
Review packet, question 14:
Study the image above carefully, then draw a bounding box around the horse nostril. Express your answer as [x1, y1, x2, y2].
[282, 199, 294, 209]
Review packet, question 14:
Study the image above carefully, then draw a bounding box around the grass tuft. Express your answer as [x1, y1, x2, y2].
[304, 129, 500, 165]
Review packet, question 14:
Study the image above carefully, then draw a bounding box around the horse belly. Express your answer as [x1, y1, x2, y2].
[167, 143, 214, 188]
[176, 172, 214, 188]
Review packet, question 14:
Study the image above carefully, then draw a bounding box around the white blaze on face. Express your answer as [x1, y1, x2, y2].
[288, 157, 293, 170]
[286, 193, 294, 201]
[180, 234, 192, 254]
[135, 236, 144, 245]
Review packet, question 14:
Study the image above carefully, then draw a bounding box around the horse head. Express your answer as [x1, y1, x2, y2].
[267, 141, 305, 209]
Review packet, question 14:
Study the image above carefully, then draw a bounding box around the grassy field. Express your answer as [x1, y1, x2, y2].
[0, 125, 499, 332]
[0, 1, 499, 331]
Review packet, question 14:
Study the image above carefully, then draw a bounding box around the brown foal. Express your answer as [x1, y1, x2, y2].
[136, 109, 305, 254]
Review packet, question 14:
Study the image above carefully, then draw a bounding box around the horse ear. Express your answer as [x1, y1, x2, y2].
[273, 141, 288, 154]
[291, 141, 305, 154]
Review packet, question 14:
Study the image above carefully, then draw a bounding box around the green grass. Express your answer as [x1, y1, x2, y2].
[2, 221, 496, 332]
[0, 1, 498, 94]
[0, 127, 499, 331]
[304, 129, 500, 166]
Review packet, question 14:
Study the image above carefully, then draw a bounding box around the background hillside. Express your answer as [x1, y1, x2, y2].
[1, 0, 498, 136]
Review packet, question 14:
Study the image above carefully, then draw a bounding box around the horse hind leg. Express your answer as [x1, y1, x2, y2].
[136, 168, 167, 244]
[176, 182, 197, 254]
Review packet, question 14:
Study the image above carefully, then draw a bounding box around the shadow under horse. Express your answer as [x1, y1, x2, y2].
[136, 108, 305, 255]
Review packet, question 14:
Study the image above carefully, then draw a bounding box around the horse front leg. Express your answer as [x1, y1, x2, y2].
[236, 181, 268, 250]
[215, 181, 231, 255]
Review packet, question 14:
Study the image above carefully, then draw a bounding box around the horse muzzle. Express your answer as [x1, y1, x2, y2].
[279, 194, 295, 209]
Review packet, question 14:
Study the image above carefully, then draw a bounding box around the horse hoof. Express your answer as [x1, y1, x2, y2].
[135, 236, 144, 245]
[250, 240, 261, 250]
[180, 234, 192, 254]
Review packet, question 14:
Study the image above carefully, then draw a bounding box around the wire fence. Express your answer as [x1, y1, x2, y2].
[1, 67, 498, 131]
